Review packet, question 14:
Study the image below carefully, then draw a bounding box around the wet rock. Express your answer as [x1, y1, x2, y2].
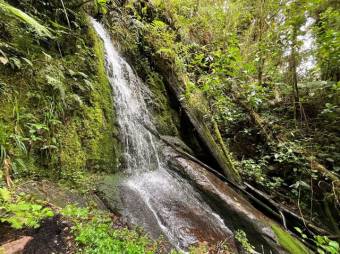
[95, 173, 125, 213]
[119, 168, 239, 252]
[164, 146, 309, 254]
[160, 135, 194, 154]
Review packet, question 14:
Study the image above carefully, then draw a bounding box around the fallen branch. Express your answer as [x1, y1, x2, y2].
[244, 182, 331, 236]
[60, 0, 71, 28]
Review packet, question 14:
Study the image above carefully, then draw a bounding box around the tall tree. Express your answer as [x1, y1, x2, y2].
[284, 0, 306, 111]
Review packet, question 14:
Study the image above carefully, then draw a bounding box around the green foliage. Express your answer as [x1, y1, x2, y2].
[60, 204, 89, 219]
[313, 7, 340, 81]
[46, 74, 66, 103]
[145, 20, 177, 61]
[94, 0, 108, 15]
[295, 227, 339, 254]
[241, 82, 269, 110]
[314, 236, 339, 254]
[0, 0, 52, 38]
[240, 159, 267, 184]
[61, 205, 158, 254]
[75, 223, 155, 254]
[235, 230, 256, 253]
[0, 188, 54, 229]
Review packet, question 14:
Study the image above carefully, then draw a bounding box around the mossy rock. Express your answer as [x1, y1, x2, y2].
[16, 179, 107, 209]
[95, 173, 125, 213]
[271, 224, 311, 254]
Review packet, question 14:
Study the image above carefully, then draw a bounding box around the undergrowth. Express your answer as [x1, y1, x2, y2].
[0, 187, 54, 229]
[60, 205, 163, 254]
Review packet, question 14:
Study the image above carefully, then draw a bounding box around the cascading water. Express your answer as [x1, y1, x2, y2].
[91, 19, 233, 250]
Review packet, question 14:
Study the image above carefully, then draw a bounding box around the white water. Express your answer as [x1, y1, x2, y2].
[91, 18, 231, 250]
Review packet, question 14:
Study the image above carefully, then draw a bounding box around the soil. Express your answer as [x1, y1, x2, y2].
[0, 215, 76, 254]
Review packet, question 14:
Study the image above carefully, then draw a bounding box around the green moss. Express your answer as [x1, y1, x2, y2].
[146, 71, 179, 136]
[59, 120, 87, 182]
[271, 224, 311, 254]
[0, 8, 120, 188]
[212, 120, 241, 181]
[87, 20, 108, 90]
[49, 15, 121, 182]
[0, 0, 52, 38]
[85, 18, 121, 172]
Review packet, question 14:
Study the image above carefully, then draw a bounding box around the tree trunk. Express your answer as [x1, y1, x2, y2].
[257, 0, 265, 86]
[290, 27, 300, 106]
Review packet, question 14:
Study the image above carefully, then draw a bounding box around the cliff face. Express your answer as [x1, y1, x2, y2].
[0, 0, 120, 188]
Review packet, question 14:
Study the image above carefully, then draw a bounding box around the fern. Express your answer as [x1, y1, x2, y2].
[0, 0, 53, 38]
[46, 75, 66, 102]
[0, 144, 6, 166]
[10, 134, 27, 155]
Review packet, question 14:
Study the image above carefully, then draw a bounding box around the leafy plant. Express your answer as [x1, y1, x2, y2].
[94, 0, 108, 15]
[61, 205, 158, 254]
[46, 74, 66, 102]
[240, 159, 266, 184]
[60, 204, 89, 219]
[235, 230, 256, 253]
[314, 236, 339, 254]
[0, 188, 54, 229]
[0, 80, 9, 97]
[295, 227, 339, 254]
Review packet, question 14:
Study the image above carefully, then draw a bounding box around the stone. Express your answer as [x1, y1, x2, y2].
[0, 236, 33, 254]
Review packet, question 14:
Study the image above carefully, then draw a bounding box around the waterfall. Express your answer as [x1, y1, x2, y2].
[91, 19, 232, 251]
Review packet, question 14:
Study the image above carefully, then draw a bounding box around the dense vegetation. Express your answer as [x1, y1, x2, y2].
[141, 0, 340, 233]
[0, 0, 339, 253]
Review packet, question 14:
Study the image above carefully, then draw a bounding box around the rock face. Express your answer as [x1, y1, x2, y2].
[119, 167, 239, 251]
[164, 145, 310, 254]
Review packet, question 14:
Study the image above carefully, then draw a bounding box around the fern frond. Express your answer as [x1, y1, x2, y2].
[0, 0, 53, 38]
[46, 75, 66, 102]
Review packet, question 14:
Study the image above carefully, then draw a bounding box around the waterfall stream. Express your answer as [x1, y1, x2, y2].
[91, 19, 234, 251]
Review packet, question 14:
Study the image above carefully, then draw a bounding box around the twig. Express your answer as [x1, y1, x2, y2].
[3, 157, 13, 188]
[60, 0, 71, 29]
[297, 174, 312, 235]
[279, 210, 287, 230]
